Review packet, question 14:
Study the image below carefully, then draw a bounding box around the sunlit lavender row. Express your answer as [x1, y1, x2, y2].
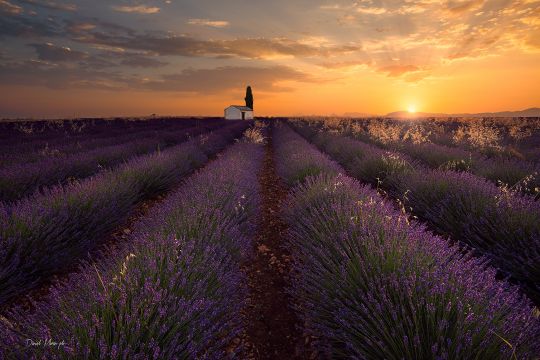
[366, 133, 539, 198]
[302, 117, 540, 162]
[299, 118, 540, 197]
[273, 123, 540, 358]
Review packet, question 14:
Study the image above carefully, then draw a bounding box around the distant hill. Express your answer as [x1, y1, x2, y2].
[341, 112, 377, 118]
[386, 108, 540, 118]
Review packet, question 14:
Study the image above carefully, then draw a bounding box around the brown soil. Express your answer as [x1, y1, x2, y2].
[233, 129, 309, 359]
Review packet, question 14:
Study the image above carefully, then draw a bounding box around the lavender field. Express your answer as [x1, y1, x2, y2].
[0, 117, 539, 359]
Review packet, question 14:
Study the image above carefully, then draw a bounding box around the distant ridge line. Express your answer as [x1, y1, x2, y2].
[385, 107, 540, 118]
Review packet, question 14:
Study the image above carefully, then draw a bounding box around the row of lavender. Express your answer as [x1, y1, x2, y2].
[0, 130, 264, 358]
[307, 118, 539, 196]
[358, 131, 540, 198]
[291, 122, 540, 305]
[0, 121, 225, 203]
[320, 117, 540, 163]
[273, 123, 539, 358]
[0, 122, 249, 308]
[0, 118, 207, 148]
[0, 119, 217, 168]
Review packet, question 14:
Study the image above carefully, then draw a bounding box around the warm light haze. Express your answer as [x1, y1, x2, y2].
[0, 0, 539, 118]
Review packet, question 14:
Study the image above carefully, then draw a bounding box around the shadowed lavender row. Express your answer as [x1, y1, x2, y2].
[0, 130, 263, 359]
[0, 119, 218, 169]
[0, 118, 207, 152]
[273, 123, 540, 358]
[0, 122, 249, 307]
[0, 122, 225, 203]
[292, 122, 540, 304]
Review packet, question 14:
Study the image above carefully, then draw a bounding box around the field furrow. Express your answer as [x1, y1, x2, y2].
[239, 124, 304, 359]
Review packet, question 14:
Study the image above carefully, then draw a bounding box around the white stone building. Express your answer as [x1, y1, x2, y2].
[224, 105, 254, 120]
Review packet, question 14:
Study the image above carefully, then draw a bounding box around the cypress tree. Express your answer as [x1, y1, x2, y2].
[245, 86, 253, 110]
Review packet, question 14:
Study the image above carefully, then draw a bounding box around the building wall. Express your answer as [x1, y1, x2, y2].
[225, 107, 242, 120]
[224, 107, 254, 120]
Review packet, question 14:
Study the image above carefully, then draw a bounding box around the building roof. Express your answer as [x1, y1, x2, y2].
[226, 105, 253, 111]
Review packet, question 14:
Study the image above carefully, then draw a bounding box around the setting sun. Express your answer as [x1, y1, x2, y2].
[408, 105, 417, 114]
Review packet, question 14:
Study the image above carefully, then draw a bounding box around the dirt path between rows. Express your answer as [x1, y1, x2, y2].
[237, 128, 306, 359]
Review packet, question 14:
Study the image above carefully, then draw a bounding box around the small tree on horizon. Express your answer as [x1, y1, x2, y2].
[245, 86, 253, 110]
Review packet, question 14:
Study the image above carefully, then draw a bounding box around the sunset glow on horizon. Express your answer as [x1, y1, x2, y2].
[0, 0, 539, 118]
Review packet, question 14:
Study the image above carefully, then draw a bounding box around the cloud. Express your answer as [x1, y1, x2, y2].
[142, 65, 317, 93]
[29, 42, 88, 62]
[217, 38, 359, 59]
[398, 4, 429, 14]
[0, 60, 316, 93]
[65, 18, 136, 37]
[377, 64, 420, 77]
[66, 22, 97, 33]
[112, 5, 160, 14]
[119, 54, 168, 68]
[319, 60, 371, 69]
[0, 13, 360, 60]
[20, 0, 76, 12]
[446, 0, 484, 14]
[356, 7, 387, 15]
[187, 18, 230, 28]
[447, 33, 501, 60]
[24, 39, 168, 69]
[0, 0, 537, 89]
[0, 60, 130, 90]
[318, 0, 540, 71]
[320, 4, 349, 10]
[73, 25, 360, 59]
[0, 12, 63, 38]
[0, 0, 23, 14]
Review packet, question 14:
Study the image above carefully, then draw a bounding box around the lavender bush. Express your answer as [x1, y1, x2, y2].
[390, 169, 540, 302]
[1, 132, 263, 359]
[274, 123, 540, 358]
[273, 123, 341, 186]
[0, 123, 248, 307]
[396, 141, 476, 171]
[348, 123, 540, 197]
[381, 140, 540, 197]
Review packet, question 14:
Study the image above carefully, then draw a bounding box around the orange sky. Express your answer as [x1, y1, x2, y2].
[0, 0, 539, 117]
